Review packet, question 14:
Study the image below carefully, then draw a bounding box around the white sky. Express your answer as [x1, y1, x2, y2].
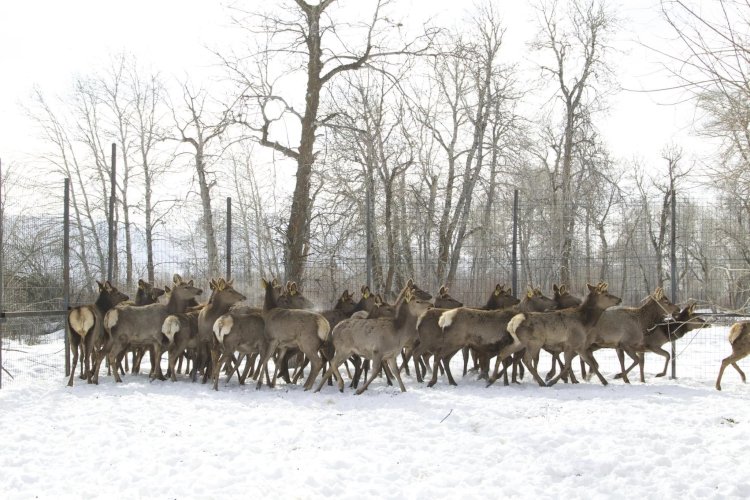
[0, 0, 707, 180]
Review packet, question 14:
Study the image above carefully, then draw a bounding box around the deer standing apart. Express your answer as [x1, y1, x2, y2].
[715, 321, 750, 391]
[66, 281, 129, 386]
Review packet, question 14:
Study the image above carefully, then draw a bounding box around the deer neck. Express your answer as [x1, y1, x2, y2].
[639, 299, 668, 327]
[206, 293, 235, 317]
[95, 293, 116, 315]
[263, 286, 278, 311]
[166, 293, 193, 314]
[577, 294, 608, 329]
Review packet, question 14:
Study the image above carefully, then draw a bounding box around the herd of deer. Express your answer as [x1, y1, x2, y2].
[65, 274, 749, 393]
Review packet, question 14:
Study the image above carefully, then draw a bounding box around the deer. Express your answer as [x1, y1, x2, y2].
[545, 284, 582, 381]
[613, 302, 707, 382]
[126, 279, 167, 375]
[161, 278, 246, 383]
[97, 276, 203, 383]
[715, 321, 750, 391]
[420, 286, 555, 388]
[254, 278, 330, 391]
[400, 285, 463, 382]
[584, 286, 680, 384]
[210, 311, 266, 390]
[488, 282, 622, 388]
[315, 280, 432, 394]
[66, 281, 129, 386]
[460, 284, 521, 377]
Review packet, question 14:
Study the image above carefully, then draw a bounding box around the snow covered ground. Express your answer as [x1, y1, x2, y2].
[1, 327, 749, 499]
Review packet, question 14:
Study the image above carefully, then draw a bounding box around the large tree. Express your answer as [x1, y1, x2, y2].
[223, 0, 436, 284]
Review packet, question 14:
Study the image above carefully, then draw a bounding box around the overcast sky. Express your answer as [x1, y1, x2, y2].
[0, 0, 705, 180]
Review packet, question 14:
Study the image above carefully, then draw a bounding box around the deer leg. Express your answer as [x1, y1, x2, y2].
[400, 348, 411, 376]
[577, 349, 608, 386]
[212, 351, 225, 391]
[388, 357, 407, 392]
[167, 346, 179, 382]
[427, 355, 441, 388]
[487, 342, 524, 387]
[442, 352, 458, 386]
[356, 356, 383, 395]
[615, 348, 630, 384]
[349, 355, 362, 389]
[521, 348, 548, 387]
[410, 346, 424, 383]
[732, 362, 747, 382]
[255, 342, 278, 390]
[546, 353, 559, 381]
[67, 337, 80, 387]
[300, 345, 324, 392]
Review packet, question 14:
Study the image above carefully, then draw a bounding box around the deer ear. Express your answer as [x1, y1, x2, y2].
[406, 278, 414, 288]
[261, 278, 268, 288]
[553, 284, 559, 293]
[362, 286, 370, 299]
[187, 280, 194, 287]
[687, 302, 696, 315]
[173, 274, 182, 284]
[104, 281, 113, 291]
[210, 281, 217, 291]
[587, 283, 596, 292]
[561, 285, 568, 294]
[494, 284, 501, 296]
[97, 280, 105, 291]
[138, 279, 146, 289]
[526, 287, 533, 298]
[164, 285, 171, 293]
[227, 278, 234, 287]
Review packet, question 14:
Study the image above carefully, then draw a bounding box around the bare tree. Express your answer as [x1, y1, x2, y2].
[531, 0, 617, 286]
[171, 84, 232, 278]
[223, 0, 436, 284]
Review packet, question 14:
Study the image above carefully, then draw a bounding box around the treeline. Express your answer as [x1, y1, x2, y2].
[2, 1, 749, 312]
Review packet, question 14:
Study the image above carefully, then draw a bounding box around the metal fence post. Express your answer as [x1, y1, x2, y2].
[0, 158, 4, 389]
[669, 189, 677, 379]
[226, 197, 232, 280]
[64, 178, 71, 377]
[107, 143, 116, 282]
[512, 189, 519, 296]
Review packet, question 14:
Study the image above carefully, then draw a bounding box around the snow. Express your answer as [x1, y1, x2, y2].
[1, 327, 749, 499]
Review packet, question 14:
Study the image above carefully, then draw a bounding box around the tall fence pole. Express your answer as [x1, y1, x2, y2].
[365, 172, 373, 289]
[107, 143, 116, 282]
[512, 189, 519, 296]
[64, 179, 71, 377]
[0, 158, 4, 389]
[226, 197, 232, 280]
[669, 189, 677, 379]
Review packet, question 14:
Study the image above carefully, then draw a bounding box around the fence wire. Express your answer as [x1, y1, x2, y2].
[1, 181, 749, 387]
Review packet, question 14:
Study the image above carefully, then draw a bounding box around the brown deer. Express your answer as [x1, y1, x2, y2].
[545, 284, 582, 381]
[211, 310, 266, 391]
[614, 302, 707, 382]
[66, 281, 129, 386]
[715, 321, 750, 391]
[255, 278, 330, 391]
[421, 286, 554, 388]
[585, 287, 679, 384]
[315, 281, 432, 394]
[98, 276, 202, 383]
[489, 282, 621, 387]
[126, 279, 167, 374]
[460, 284, 521, 377]
[161, 278, 246, 383]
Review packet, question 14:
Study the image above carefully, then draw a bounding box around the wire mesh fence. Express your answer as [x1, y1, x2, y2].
[1, 179, 749, 387]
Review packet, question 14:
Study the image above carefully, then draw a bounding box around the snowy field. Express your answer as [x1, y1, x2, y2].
[1, 327, 749, 499]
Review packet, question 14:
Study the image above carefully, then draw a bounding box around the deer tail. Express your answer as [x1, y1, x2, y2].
[68, 306, 95, 338]
[316, 315, 331, 342]
[438, 308, 459, 330]
[728, 323, 745, 345]
[212, 314, 233, 345]
[507, 313, 527, 344]
[162, 315, 181, 344]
